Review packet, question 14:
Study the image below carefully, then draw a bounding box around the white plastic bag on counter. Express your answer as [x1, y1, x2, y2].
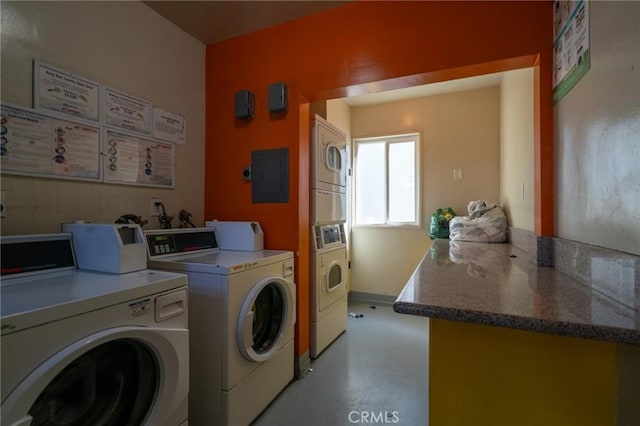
[449, 200, 508, 242]
[448, 240, 506, 278]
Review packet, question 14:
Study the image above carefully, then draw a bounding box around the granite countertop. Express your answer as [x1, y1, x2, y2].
[394, 239, 640, 345]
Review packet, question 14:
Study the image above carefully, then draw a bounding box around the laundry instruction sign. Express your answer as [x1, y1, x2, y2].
[152, 108, 186, 145]
[553, 0, 590, 103]
[0, 103, 101, 181]
[34, 61, 100, 122]
[103, 129, 175, 188]
[103, 86, 152, 134]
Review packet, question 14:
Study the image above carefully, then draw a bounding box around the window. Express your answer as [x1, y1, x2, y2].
[354, 133, 420, 226]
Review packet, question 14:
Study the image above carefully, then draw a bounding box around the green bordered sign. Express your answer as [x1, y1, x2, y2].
[553, 0, 590, 104]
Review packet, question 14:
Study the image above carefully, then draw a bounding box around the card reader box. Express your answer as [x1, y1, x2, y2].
[206, 220, 264, 251]
[61, 222, 147, 273]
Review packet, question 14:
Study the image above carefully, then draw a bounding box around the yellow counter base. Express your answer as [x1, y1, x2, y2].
[429, 319, 616, 426]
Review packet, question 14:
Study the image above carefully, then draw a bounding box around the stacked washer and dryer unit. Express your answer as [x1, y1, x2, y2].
[310, 115, 349, 359]
[144, 224, 296, 426]
[1, 224, 189, 426]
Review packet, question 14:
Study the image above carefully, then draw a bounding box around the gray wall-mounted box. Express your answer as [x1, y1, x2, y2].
[268, 82, 288, 113]
[251, 148, 289, 203]
[235, 90, 255, 120]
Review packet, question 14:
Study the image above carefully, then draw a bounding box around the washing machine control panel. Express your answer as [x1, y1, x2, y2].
[147, 234, 178, 256]
[145, 229, 218, 258]
[1, 234, 77, 278]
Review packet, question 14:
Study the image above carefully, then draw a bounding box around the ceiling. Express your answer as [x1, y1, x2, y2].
[144, 1, 350, 45]
[342, 72, 504, 106]
[143, 1, 504, 106]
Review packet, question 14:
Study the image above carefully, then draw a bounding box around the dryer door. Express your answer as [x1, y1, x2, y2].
[317, 248, 348, 312]
[313, 120, 347, 192]
[1, 327, 188, 426]
[237, 276, 296, 363]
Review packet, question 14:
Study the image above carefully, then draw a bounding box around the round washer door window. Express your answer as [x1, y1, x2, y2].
[237, 277, 295, 362]
[28, 339, 158, 425]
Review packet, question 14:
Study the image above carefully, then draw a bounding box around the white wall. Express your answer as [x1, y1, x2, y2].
[349, 86, 501, 296]
[554, 1, 640, 255]
[500, 68, 535, 231]
[327, 99, 351, 139]
[0, 1, 205, 234]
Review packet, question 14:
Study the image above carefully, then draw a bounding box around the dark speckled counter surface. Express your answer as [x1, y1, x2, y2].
[394, 239, 640, 345]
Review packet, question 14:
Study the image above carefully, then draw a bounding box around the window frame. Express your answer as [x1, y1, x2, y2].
[352, 132, 421, 228]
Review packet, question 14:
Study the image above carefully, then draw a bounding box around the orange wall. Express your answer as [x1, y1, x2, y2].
[205, 1, 554, 356]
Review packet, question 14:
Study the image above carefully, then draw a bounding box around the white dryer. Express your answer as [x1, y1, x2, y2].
[144, 228, 296, 426]
[0, 234, 189, 426]
[310, 224, 348, 358]
[311, 114, 348, 225]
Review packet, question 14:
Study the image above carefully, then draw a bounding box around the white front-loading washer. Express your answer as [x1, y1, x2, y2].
[0, 233, 190, 426]
[144, 228, 296, 426]
[310, 224, 348, 358]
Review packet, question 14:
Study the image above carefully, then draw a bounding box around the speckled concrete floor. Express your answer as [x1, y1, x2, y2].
[253, 301, 430, 426]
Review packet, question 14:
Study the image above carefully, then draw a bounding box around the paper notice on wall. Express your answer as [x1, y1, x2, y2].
[103, 87, 152, 134]
[103, 129, 174, 187]
[553, 0, 590, 103]
[1, 103, 101, 181]
[34, 61, 100, 122]
[152, 107, 186, 144]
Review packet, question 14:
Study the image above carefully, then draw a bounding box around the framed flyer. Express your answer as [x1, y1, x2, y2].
[1, 103, 101, 182]
[553, 0, 590, 103]
[33, 61, 101, 122]
[103, 86, 152, 134]
[152, 107, 186, 144]
[103, 129, 175, 188]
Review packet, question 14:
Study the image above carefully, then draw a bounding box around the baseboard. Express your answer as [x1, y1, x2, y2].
[348, 291, 396, 307]
[552, 237, 639, 310]
[510, 227, 639, 310]
[508, 227, 533, 254]
[508, 227, 553, 266]
[294, 351, 311, 379]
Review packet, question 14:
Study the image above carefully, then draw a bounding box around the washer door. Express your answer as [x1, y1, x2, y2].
[30, 339, 156, 425]
[237, 276, 296, 363]
[2, 327, 188, 426]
